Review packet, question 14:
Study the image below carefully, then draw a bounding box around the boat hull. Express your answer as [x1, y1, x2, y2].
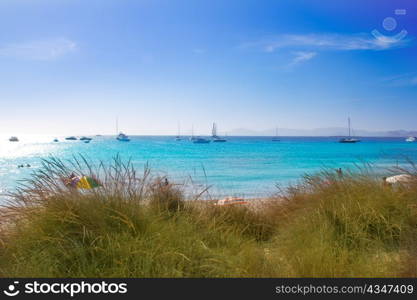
[193, 139, 210, 144]
[339, 139, 360, 143]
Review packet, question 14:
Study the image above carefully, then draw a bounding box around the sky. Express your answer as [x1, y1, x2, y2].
[0, 0, 416, 136]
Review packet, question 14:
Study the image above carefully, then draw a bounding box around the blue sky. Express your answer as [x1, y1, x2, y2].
[0, 0, 416, 135]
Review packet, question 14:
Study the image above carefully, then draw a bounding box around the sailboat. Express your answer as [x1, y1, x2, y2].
[212, 122, 227, 142]
[339, 117, 360, 143]
[189, 124, 196, 141]
[115, 118, 130, 142]
[175, 122, 182, 141]
[272, 127, 280, 142]
[406, 136, 416, 142]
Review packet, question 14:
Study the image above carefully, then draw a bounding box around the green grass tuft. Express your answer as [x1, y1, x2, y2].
[0, 157, 415, 277]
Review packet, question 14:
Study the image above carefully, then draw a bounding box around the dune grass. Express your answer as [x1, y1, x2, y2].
[0, 157, 415, 277]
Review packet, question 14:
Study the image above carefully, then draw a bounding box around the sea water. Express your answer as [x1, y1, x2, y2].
[1, 135, 416, 201]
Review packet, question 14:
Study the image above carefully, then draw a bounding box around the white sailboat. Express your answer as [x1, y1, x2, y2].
[175, 122, 182, 141]
[212, 122, 226, 142]
[272, 127, 280, 142]
[189, 124, 196, 141]
[339, 117, 360, 143]
[406, 136, 416, 142]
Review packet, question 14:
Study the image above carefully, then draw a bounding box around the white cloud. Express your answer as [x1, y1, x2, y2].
[381, 73, 417, 87]
[246, 33, 411, 53]
[289, 51, 317, 66]
[0, 38, 77, 60]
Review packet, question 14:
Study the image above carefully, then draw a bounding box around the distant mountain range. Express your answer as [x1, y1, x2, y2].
[227, 127, 417, 137]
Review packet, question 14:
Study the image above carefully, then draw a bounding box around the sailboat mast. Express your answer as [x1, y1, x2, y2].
[212, 122, 217, 137]
[348, 117, 351, 137]
[116, 117, 119, 135]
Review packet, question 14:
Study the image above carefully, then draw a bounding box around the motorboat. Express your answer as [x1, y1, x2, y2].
[9, 136, 19, 142]
[115, 118, 130, 141]
[116, 132, 130, 142]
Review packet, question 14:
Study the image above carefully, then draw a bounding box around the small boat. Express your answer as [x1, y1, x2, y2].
[339, 138, 360, 143]
[175, 122, 182, 141]
[339, 117, 360, 143]
[116, 133, 130, 142]
[79, 136, 92, 141]
[272, 127, 280, 142]
[115, 118, 130, 141]
[9, 136, 19, 142]
[406, 137, 416, 142]
[193, 137, 211, 144]
[212, 122, 227, 142]
[53, 138, 59, 142]
[65, 136, 77, 140]
[189, 124, 196, 141]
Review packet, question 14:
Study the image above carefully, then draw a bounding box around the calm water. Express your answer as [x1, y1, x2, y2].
[1, 135, 416, 200]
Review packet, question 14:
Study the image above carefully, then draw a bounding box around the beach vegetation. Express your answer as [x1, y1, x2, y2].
[0, 157, 415, 277]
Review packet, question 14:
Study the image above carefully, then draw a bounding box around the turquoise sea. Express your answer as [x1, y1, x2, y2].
[1, 135, 417, 200]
